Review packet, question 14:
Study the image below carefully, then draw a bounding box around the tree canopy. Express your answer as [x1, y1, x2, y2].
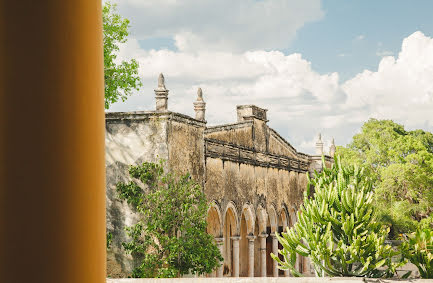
[337, 119, 433, 238]
[103, 2, 142, 109]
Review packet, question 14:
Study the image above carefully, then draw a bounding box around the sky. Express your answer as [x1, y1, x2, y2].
[108, 0, 433, 154]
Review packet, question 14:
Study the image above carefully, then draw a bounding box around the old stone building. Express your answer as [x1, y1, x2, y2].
[105, 74, 334, 278]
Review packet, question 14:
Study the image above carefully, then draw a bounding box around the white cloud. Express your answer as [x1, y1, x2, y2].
[111, 31, 433, 154]
[343, 31, 433, 130]
[355, 35, 365, 41]
[113, 0, 324, 52]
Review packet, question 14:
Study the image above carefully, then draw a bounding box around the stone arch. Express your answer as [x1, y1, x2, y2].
[253, 205, 267, 277]
[223, 201, 239, 235]
[240, 203, 254, 277]
[255, 205, 268, 234]
[241, 203, 255, 235]
[289, 203, 305, 275]
[267, 204, 278, 234]
[277, 205, 290, 276]
[223, 201, 239, 276]
[289, 204, 297, 227]
[265, 204, 278, 276]
[279, 205, 289, 230]
[207, 201, 223, 237]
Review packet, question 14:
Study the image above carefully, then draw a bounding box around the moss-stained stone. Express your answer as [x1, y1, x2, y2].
[168, 120, 205, 184]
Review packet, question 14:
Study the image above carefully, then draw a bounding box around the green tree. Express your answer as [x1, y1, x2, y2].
[116, 161, 222, 278]
[271, 156, 403, 277]
[337, 119, 433, 238]
[103, 2, 142, 109]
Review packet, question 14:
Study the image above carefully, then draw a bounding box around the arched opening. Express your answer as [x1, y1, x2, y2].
[253, 218, 260, 277]
[278, 208, 288, 276]
[254, 206, 267, 277]
[290, 205, 305, 275]
[288, 210, 293, 228]
[266, 205, 278, 276]
[240, 205, 254, 277]
[289, 206, 297, 229]
[266, 213, 272, 276]
[207, 205, 222, 237]
[223, 205, 237, 276]
[239, 214, 248, 276]
[206, 204, 223, 277]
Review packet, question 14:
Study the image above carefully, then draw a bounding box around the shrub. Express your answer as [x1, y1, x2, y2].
[401, 228, 433, 278]
[116, 161, 222, 277]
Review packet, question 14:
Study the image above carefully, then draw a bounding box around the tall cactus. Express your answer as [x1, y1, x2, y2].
[271, 155, 404, 277]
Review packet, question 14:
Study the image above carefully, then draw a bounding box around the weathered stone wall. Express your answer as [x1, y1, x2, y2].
[106, 112, 171, 277]
[204, 112, 311, 223]
[105, 111, 205, 277]
[205, 158, 306, 218]
[205, 122, 254, 148]
[167, 117, 205, 185]
[203, 106, 316, 277]
[203, 158, 309, 276]
[268, 129, 309, 161]
[252, 119, 268, 152]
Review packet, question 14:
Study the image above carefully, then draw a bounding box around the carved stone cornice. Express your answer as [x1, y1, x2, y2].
[204, 138, 310, 173]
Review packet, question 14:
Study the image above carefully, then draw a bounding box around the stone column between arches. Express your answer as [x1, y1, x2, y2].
[231, 236, 240, 277]
[271, 233, 279, 277]
[246, 235, 256, 277]
[258, 233, 268, 277]
[215, 237, 224, 277]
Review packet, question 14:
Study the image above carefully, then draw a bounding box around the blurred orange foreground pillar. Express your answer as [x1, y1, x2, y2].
[0, 1, 105, 283]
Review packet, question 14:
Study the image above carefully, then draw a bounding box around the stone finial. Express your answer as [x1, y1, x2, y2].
[154, 73, 169, 111]
[157, 73, 166, 90]
[193, 87, 206, 121]
[197, 87, 204, 101]
[329, 137, 336, 157]
[315, 133, 324, 155]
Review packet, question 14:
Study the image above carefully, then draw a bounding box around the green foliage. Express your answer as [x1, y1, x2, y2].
[107, 232, 113, 250]
[116, 161, 222, 278]
[337, 119, 433, 238]
[271, 156, 404, 277]
[401, 228, 433, 278]
[103, 2, 142, 109]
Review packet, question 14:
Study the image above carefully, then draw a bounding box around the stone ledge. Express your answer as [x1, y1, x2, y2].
[105, 111, 206, 128]
[309, 155, 334, 163]
[107, 278, 433, 283]
[205, 120, 254, 134]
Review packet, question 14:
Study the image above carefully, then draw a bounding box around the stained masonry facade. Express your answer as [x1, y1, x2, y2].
[105, 74, 334, 278]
